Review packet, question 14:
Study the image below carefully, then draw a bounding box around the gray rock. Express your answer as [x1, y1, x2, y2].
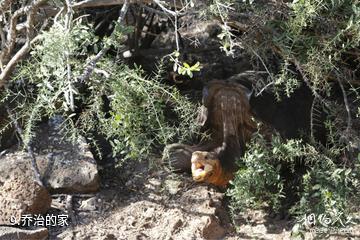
[0, 116, 99, 194]
[0, 173, 51, 225]
[0, 227, 48, 240]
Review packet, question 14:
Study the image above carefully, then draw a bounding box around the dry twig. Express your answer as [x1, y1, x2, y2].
[0, 0, 48, 88]
[5, 105, 44, 187]
[293, 59, 330, 108]
[78, 0, 130, 82]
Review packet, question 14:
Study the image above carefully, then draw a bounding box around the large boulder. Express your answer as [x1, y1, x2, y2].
[0, 173, 51, 225]
[0, 116, 99, 194]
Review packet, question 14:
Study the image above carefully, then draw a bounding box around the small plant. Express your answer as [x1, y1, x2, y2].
[227, 129, 305, 213]
[92, 61, 201, 162]
[228, 120, 360, 237]
[169, 51, 202, 78]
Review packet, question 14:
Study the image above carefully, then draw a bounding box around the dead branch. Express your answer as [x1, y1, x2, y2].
[1, 6, 28, 64]
[336, 73, 355, 160]
[73, 0, 134, 8]
[0, 0, 13, 13]
[141, 4, 169, 16]
[0, 27, 5, 67]
[153, 0, 176, 16]
[0, 0, 48, 88]
[78, 0, 130, 83]
[292, 59, 330, 108]
[5, 105, 44, 187]
[64, 0, 75, 111]
[64, 194, 77, 238]
[337, 77, 352, 133]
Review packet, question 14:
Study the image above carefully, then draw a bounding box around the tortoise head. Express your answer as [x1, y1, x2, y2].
[191, 151, 230, 187]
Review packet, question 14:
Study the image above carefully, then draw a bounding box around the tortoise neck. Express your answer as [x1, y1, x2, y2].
[207, 164, 233, 187]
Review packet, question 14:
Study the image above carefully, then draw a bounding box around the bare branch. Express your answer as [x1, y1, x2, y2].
[0, 0, 48, 88]
[5, 105, 44, 187]
[256, 81, 274, 97]
[140, 4, 169, 16]
[78, 0, 130, 83]
[248, 47, 275, 96]
[0, 26, 5, 69]
[173, 0, 179, 51]
[153, 0, 176, 16]
[0, 0, 13, 13]
[1, 7, 28, 64]
[337, 76, 352, 134]
[65, 195, 76, 238]
[72, 0, 180, 9]
[292, 59, 330, 108]
[0, 40, 30, 87]
[64, 0, 75, 111]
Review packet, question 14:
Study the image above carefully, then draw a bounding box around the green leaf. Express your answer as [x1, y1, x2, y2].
[183, 62, 190, 68]
[187, 70, 193, 78]
[178, 67, 185, 75]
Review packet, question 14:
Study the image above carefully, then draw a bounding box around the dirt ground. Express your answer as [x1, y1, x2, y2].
[45, 158, 360, 240]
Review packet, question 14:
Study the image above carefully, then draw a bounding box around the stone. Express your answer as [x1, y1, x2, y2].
[0, 116, 99, 194]
[0, 174, 51, 225]
[202, 215, 226, 239]
[164, 179, 182, 195]
[180, 186, 227, 239]
[79, 197, 97, 211]
[0, 227, 48, 240]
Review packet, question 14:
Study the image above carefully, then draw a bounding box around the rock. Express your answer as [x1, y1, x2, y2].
[180, 186, 227, 239]
[164, 178, 182, 195]
[0, 174, 51, 225]
[0, 116, 99, 194]
[0, 227, 48, 240]
[99, 177, 228, 240]
[202, 215, 226, 239]
[79, 197, 98, 211]
[56, 230, 74, 240]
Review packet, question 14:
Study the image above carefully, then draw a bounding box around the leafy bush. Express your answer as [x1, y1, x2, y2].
[216, 1, 360, 235]
[2, 15, 200, 164]
[227, 128, 308, 213]
[228, 126, 359, 234]
[87, 61, 201, 162]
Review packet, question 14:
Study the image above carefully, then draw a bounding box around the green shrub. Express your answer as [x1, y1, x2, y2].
[208, 1, 360, 233]
[87, 61, 201, 162]
[3, 16, 200, 164]
[227, 128, 308, 213]
[228, 123, 359, 236]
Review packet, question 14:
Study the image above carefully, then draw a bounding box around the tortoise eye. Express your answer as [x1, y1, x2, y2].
[204, 155, 208, 160]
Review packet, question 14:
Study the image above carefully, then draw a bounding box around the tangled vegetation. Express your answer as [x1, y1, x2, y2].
[0, 0, 359, 238]
[211, 0, 360, 236]
[1, 4, 200, 164]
